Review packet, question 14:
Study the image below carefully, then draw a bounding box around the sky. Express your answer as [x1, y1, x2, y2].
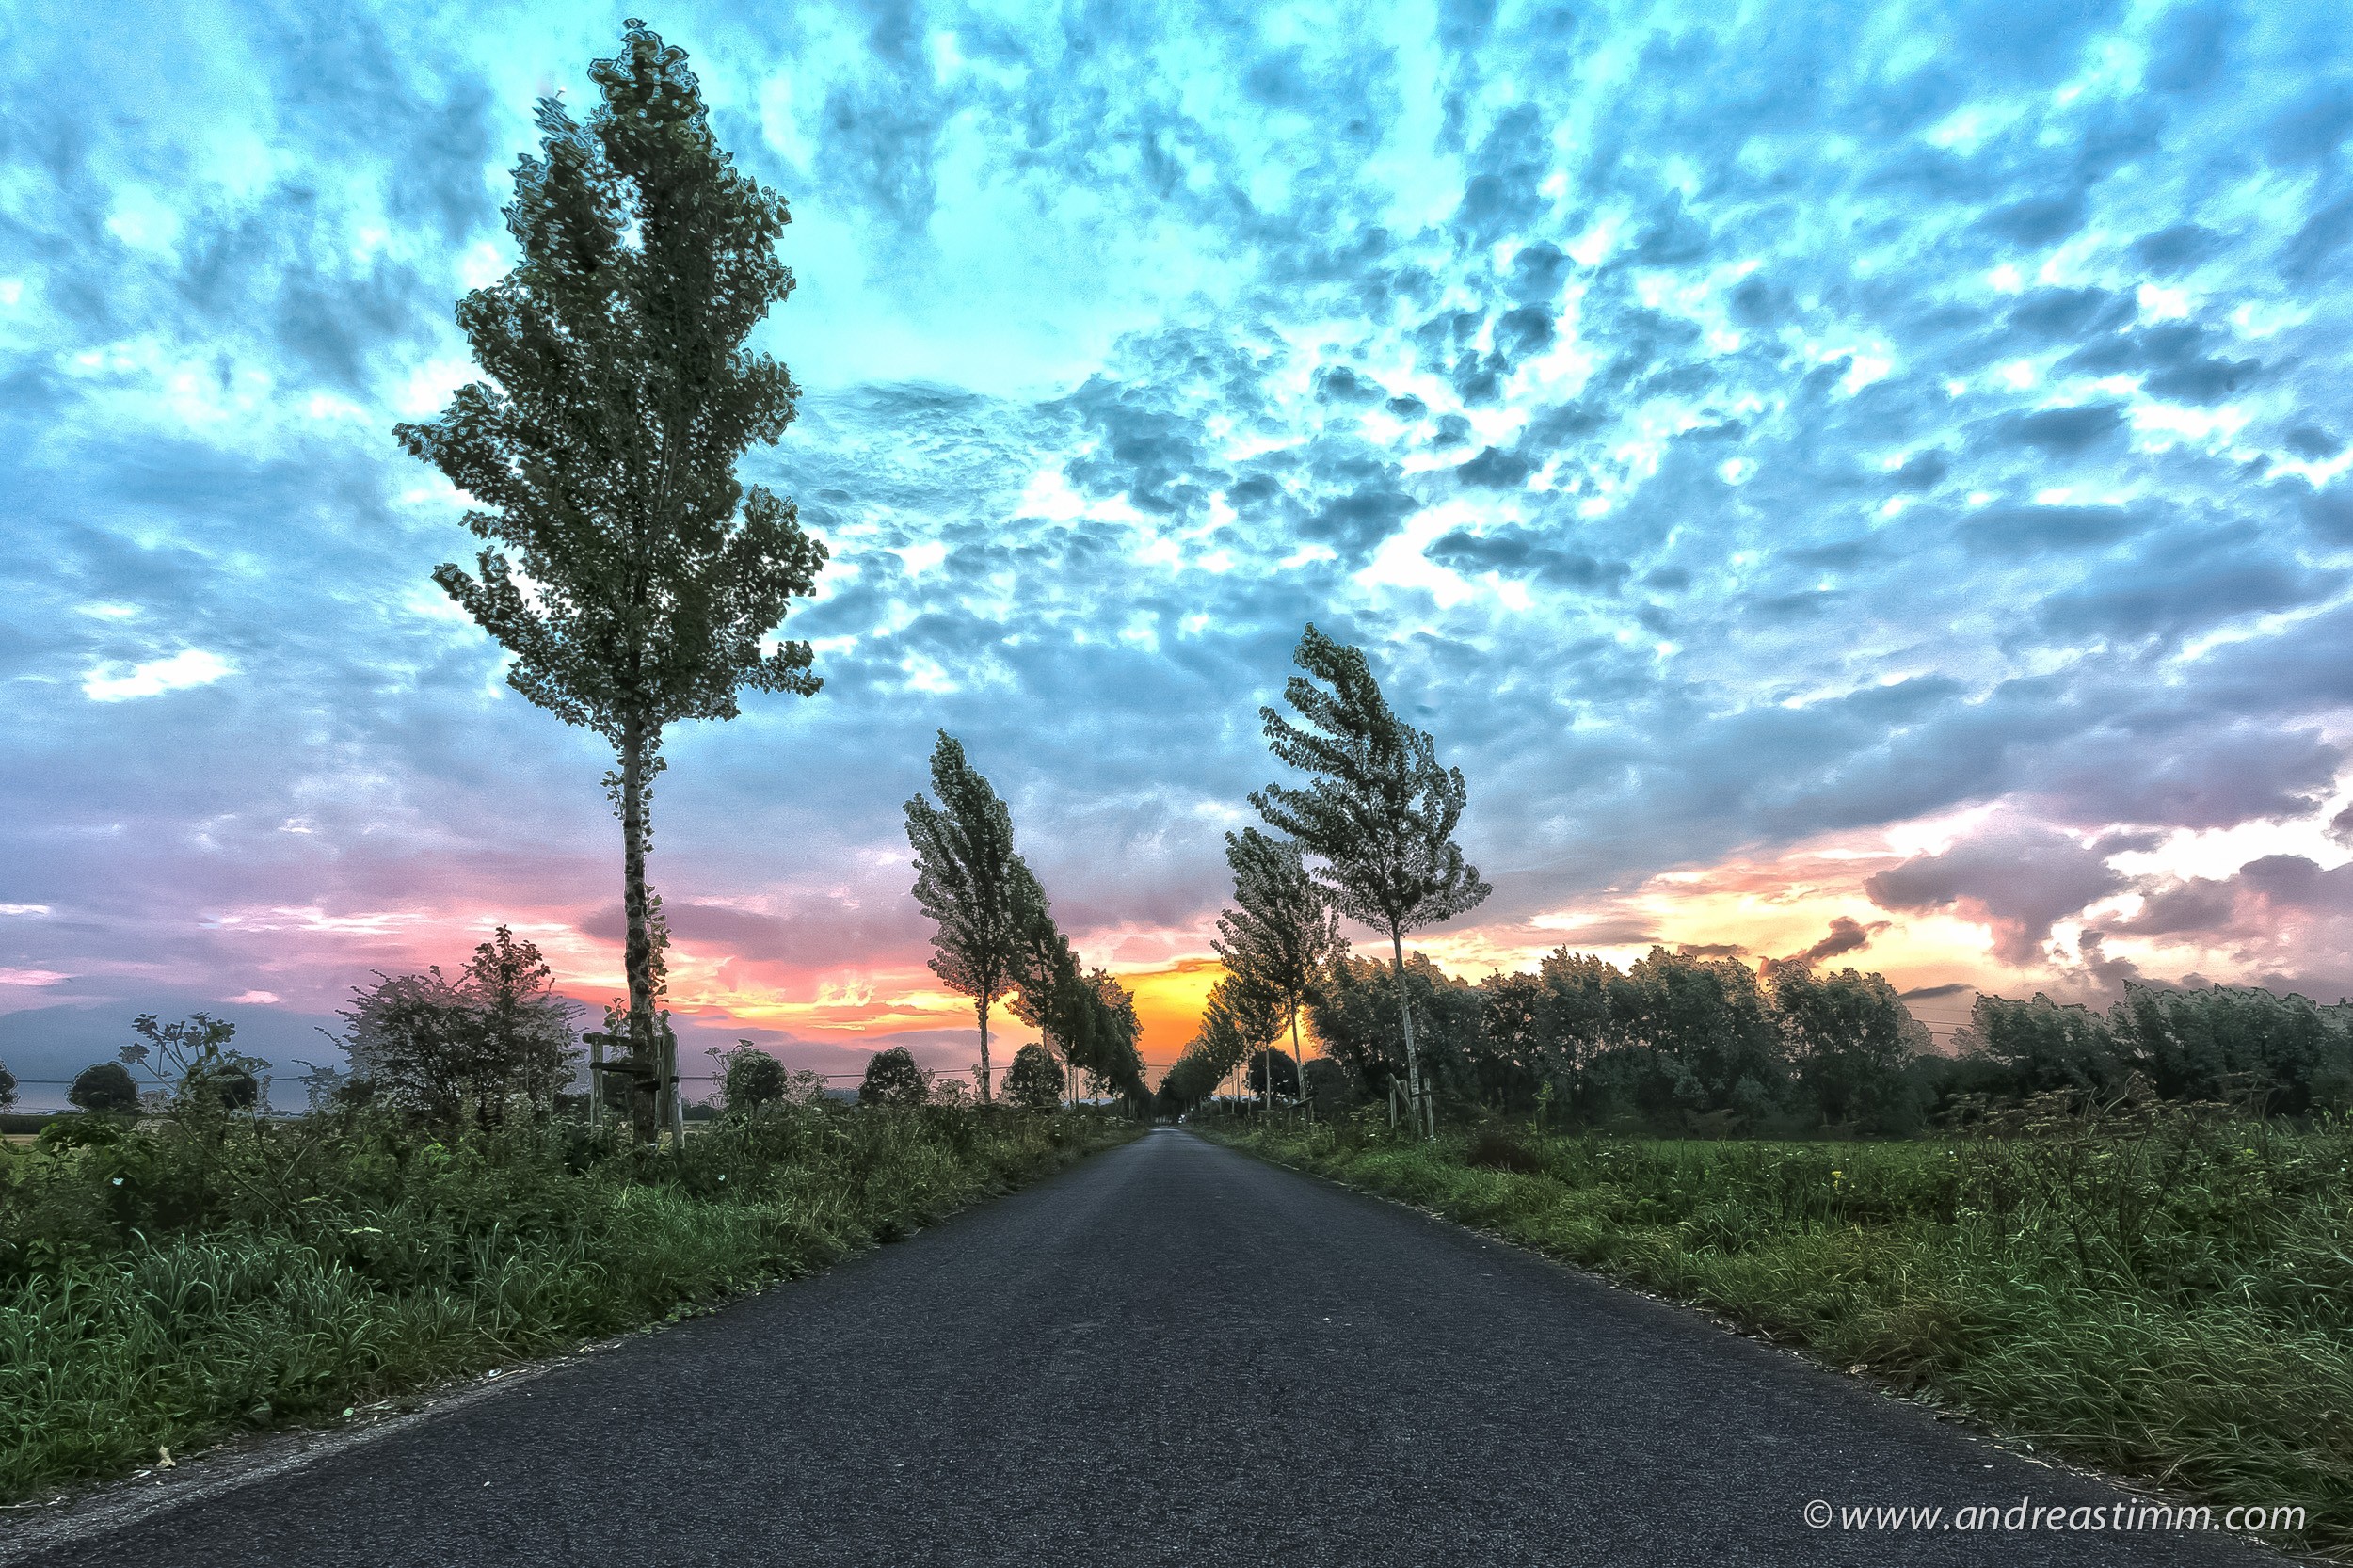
[8, 0, 2353, 1105]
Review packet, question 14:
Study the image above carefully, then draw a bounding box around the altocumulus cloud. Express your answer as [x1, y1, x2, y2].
[8, 0, 2353, 1099]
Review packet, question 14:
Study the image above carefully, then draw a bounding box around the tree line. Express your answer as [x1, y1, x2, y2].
[1154, 628, 2353, 1135]
[1946, 984, 2353, 1118]
[904, 732, 1150, 1112]
[1168, 936, 2353, 1134]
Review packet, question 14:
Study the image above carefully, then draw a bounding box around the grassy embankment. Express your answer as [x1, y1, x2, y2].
[0, 1103, 1132, 1503]
[1213, 1107, 2352, 1560]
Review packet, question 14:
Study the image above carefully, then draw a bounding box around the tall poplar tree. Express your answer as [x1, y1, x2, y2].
[904, 732, 1028, 1103]
[1251, 625, 1490, 1139]
[395, 23, 825, 1140]
[1213, 827, 1344, 1124]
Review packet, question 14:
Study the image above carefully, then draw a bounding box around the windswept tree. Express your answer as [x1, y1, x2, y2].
[1086, 968, 1149, 1107]
[1007, 862, 1082, 1104]
[1251, 625, 1489, 1138]
[1213, 827, 1344, 1122]
[904, 732, 1030, 1104]
[1192, 975, 1283, 1107]
[1004, 868, 1148, 1109]
[393, 22, 826, 1140]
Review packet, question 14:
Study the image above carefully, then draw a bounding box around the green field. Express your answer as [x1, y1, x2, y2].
[0, 1104, 1132, 1504]
[1213, 1109, 2353, 1560]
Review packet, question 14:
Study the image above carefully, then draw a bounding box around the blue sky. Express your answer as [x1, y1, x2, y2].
[8, 0, 2353, 1099]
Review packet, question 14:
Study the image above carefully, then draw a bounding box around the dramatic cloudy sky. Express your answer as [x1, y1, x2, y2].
[8, 0, 2353, 1102]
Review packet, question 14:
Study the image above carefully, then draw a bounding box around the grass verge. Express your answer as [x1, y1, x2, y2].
[1210, 1113, 2351, 1561]
[2, 1104, 1133, 1503]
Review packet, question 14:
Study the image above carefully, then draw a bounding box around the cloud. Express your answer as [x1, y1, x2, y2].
[1786, 915, 1889, 967]
[81, 649, 235, 701]
[8, 0, 2353, 1049]
[1866, 821, 2126, 966]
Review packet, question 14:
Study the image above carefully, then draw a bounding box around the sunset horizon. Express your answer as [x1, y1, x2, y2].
[12, 2, 2353, 1102]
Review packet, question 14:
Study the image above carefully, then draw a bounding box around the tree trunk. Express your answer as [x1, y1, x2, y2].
[619, 713, 660, 1143]
[976, 997, 993, 1105]
[1289, 1012, 1309, 1128]
[1390, 928, 1431, 1140]
[588, 1032, 603, 1133]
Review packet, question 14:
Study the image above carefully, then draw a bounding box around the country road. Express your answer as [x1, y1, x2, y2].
[7, 1129, 2281, 1566]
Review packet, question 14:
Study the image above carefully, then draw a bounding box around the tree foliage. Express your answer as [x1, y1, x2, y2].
[1213, 826, 1343, 1112]
[714, 1040, 791, 1113]
[1250, 624, 1487, 1136]
[1003, 1042, 1066, 1112]
[1245, 1048, 1301, 1101]
[341, 928, 581, 1128]
[858, 1047, 931, 1109]
[1003, 871, 1148, 1108]
[119, 1014, 267, 1114]
[68, 1063, 138, 1115]
[1305, 945, 1934, 1133]
[1767, 962, 1928, 1128]
[392, 21, 824, 1138]
[904, 732, 1031, 1103]
[1309, 952, 1485, 1102]
[1160, 976, 1285, 1112]
[1950, 983, 2353, 1116]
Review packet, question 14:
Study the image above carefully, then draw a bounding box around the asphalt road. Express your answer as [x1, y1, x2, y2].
[12, 1129, 2283, 1566]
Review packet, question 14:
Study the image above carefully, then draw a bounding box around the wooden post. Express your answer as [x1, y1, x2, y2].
[588, 1032, 604, 1132]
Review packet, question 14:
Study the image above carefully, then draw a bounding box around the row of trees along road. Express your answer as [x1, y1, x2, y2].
[1166, 625, 1491, 1138]
[904, 732, 1149, 1109]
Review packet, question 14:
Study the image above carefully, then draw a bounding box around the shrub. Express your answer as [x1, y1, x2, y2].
[716, 1042, 790, 1113]
[339, 929, 580, 1128]
[859, 1047, 929, 1108]
[1465, 1125, 1545, 1174]
[67, 1063, 138, 1115]
[1002, 1043, 1064, 1112]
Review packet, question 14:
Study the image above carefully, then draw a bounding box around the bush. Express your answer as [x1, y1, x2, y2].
[1465, 1126, 1545, 1174]
[716, 1042, 790, 1113]
[67, 1063, 138, 1115]
[858, 1047, 929, 1109]
[1002, 1043, 1064, 1112]
[1303, 1058, 1354, 1116]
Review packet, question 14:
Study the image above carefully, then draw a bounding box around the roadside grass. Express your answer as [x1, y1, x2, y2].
[1211, 1109, 2353, 1561]
[0, 1104, 1132, 1504]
